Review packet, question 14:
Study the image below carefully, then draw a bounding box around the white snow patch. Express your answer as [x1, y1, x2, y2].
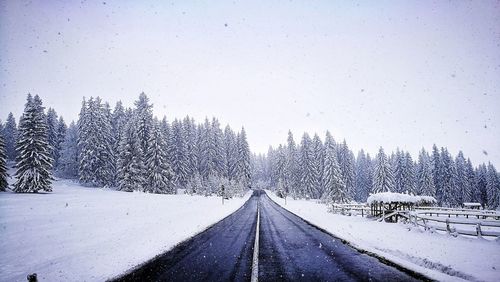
[0, 179, 251, 282]
[268, 191, 500, 282]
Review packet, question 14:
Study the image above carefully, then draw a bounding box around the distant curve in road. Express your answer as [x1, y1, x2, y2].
[113, 190, 425, 282]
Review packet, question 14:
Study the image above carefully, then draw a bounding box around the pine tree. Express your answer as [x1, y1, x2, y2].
[312, 133, 324, 198]
[236, 127, 251, 189]
[145, 121, 174, 194]
[0, 126, 8, 191]
[77, 97, 115, 187]
[431, 144, 442, 200]
[401, 152, 416, 194]
[464, 158, 476, 202]
[486, 163, 500, 209]
[3, 112, 18, 161]
[111, 101, 127, 182]
[211, 118, 226, 177]
[285, 130, 300, 199]
[46, 108, 59, 167]
[373, 147, 395, 193]
[168, 119, 189, 188]
[299, 133, 319, 198]
[355, 150, 372, 202]
[322, 140, 347, 203]
[54, 116, 67, 168]
[134, 92, 153, 155]
[454, 151, 468, 205]
[476, 164, 488, 207]
[438, 148, 456, 207]
[416, 148, 435, 196]
[56, 122, 79, 178]
[14, 94, 53, 193]
[117, 118, 146, 192]
[337, 140, 355, 199]
[393, 149, 404, 193]
[223, 125, 238, 180]
[183, 116, 198, 182]
[198, 118, 213, 182]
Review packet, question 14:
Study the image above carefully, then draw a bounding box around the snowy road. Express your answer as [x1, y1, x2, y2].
[113, 191, 259, 281]
[114, 191, 425, 281]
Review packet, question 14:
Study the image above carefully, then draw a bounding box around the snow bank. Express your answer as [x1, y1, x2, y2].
[268, 191, 500, 282]
[367, 192, 436, 205]
[0, 180, 251, 282]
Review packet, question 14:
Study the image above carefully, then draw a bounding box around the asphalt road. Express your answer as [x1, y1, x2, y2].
[113, 190, 423, 282]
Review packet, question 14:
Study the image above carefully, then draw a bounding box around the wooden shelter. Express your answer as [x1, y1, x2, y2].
[367, 192, 436, 223]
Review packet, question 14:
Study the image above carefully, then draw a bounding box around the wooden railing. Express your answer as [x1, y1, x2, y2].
[409, 209, 500, 238]
[330, 203, 371, 217]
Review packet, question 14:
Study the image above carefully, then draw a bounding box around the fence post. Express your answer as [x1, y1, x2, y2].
[423, 218, 427, 231]
[476, 223, 482, 238]
[446, 218, 451, 234]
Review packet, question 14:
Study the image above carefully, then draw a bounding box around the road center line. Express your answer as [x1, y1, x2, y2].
[251, 198, 260, 282]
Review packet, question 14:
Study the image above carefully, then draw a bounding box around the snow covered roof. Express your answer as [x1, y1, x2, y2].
[367, 192, 437, 205]
[463, 202, 481, 206]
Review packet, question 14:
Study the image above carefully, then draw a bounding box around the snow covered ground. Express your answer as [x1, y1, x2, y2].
[267, 191, 500, 282]
[0, 179, 251, 282]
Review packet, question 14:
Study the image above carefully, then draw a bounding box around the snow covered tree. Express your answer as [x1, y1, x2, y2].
[3, 112, 18, 161]
[464, 158, 476, 202]
[111, 101, 127, 181]
[393, 149, 404, 193]
[454, 151, 468, 205]
[355, 150, 372, 202]
[431, 144, 442, 199]
[183, 116, 198, 182]
[223, 125, 238, 180]
[14, 94, 53, 193]
[168, 119, 189, 188]
[134, 92, 154, 155]
[312, 133, 324, 198]
[145, 121, 174, 194]
[186, 172, 203, 195]
[322, 139, 347, 203]
[285, 130, 300, 199]
[0, 127, 8, 191]
[274, 145, 287, 186]
[372, 147, 395, 193]
[438, 148, 456, 207]
[198, 118, 213, 181]
[211, 118, 226, 177]
[56, 121, 79, 178]
[46, 108, 59, 167]
[236, 127, 251, 189]
[337, 140, 355, 199]
[486, 163, 500, 209]
[476, 164, 488, 207]
[53, 116, 67, 168]
[416, 148, 435, 196]
[77, 97, 115, 187]
[117, 118, 146, 192]
[299, 133, 320, 198]
[401, 152, 416, 194]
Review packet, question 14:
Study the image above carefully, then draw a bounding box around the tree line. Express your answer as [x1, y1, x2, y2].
[0, 93, 251, 197]
[252, 131, 500, 209]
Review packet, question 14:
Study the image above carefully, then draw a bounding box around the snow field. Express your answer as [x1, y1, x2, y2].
[267, 191, 500, 282]
[0, 180, 251, 282]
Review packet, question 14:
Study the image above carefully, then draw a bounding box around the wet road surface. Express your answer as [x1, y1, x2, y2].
[113, 190, 423, 282]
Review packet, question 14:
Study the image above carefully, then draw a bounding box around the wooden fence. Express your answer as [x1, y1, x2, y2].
[331, 203, 500, 238]
[409, 209, 500, 238]
[330, 203, 370, 217]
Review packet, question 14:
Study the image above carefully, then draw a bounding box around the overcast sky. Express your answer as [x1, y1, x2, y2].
[1, 1, 499, 167]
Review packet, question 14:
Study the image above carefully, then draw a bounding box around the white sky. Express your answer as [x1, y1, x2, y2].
[1, 1, 499, 167]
